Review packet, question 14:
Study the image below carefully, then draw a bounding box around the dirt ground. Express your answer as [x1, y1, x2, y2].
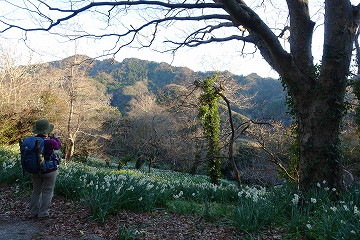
[0, 183, 288, 239]
[0, 184, 249, 239]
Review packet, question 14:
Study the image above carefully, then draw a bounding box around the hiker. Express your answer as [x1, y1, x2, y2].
[28, 119, 61, 220]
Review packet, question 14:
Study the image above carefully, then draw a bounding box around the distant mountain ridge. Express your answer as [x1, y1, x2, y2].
[49, 55, 290, 123]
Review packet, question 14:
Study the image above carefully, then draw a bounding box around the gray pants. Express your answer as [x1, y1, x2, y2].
[29, 170, 57, 217]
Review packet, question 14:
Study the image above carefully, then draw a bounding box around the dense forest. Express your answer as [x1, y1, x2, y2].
[1, 54, 358, 186]
[86, 57, 289, 123]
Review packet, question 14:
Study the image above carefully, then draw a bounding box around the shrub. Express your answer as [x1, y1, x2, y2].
[0, 146, 24, 183]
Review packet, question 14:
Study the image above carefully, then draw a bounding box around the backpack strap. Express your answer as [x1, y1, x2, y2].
[19, 139, 25, 176]
[35, 139, 44, 167]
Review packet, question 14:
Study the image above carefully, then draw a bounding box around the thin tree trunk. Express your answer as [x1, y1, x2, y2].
[65, 64, 75, 161]
[216, 90, 241, 188]
[65, 137, 75, 161]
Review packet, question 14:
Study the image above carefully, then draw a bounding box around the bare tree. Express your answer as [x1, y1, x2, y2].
[0, 48, 38, 110]
[22, 55, 115, 160]
[157, 83, 209, 173]
[118, 81, 174, 170]
[1, 0, 360, 191]
[55, 56, 113, 161]
[0, 48, 58, 143]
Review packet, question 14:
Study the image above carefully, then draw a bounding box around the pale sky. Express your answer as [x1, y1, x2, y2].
[1, 0, 360, 79]
[4, 34, 278, 78]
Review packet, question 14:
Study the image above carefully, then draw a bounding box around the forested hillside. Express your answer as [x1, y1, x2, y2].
[87, 57, 290, 123]
[1, 2, 359, 238]
[1, 55, 359, 186]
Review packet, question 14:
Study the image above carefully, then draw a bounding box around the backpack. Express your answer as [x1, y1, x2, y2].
[20, 136, 60, 174]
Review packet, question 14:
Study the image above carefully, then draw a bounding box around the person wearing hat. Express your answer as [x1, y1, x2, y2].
[29, 119, 61, 220]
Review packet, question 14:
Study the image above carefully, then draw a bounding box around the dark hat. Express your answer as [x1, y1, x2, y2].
[32, 119, 54, 134]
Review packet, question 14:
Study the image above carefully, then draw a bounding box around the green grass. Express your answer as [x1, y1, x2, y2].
[117, 225, 141, 240]
[166, 200, 235, 222]
[1, 145, 359, 239]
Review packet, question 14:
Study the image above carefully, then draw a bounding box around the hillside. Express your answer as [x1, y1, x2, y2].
[0, 55, 293, 179]
[85, 57, 290, 123]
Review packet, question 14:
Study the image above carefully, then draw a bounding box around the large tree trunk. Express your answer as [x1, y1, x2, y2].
[221, 0, 359, 191]
[295, 82, 346, 190]
[289, 1, 355, 191]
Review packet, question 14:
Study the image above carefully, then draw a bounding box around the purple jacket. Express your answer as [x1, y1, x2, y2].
[36, 134, 61, 160]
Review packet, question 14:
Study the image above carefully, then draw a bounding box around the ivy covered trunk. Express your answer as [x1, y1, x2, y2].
[207, 121, 221, 184]
[294, 80, 347, 191]
[222, 0, 359, 192]
[289, 1, 355, 191]
[197, 75, 222, 185]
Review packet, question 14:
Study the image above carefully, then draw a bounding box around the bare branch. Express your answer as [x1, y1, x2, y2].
[256, 141, 298, 182]
[0, 1, 224, 33]
[164, 35, 253, 50]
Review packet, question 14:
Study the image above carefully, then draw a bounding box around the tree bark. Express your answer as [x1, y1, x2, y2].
[216, 90, 241, 188]
[65, 137, 75, 161]
[286, 0, 357, 191]
[221, 0, 359, 190]
[295, 85, 346, 190]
